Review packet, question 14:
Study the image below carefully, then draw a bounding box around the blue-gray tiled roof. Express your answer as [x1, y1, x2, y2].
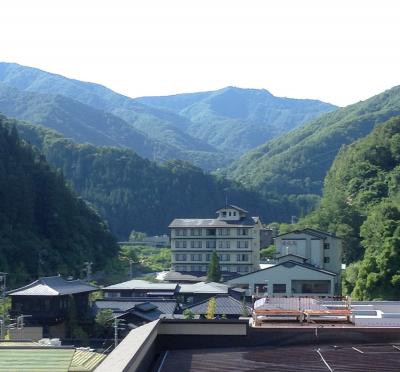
[185, 295, 250, 315]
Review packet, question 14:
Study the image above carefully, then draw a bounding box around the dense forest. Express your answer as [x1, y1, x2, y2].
[299, 117, 400, 300]
[0, 116, 118, 286]
[225, 85, 400, 208]
[10, 117, 297, 239]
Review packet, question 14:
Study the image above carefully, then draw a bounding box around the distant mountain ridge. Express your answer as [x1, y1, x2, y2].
[136, 86, 337, 156]
[0, 62, 336, 165]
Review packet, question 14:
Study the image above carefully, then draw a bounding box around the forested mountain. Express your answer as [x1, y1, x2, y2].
[300, 117, 400, 300]
[0, 115, 118, 286]
[136, 86, 337, 156]
[9, 118, 296, 240]
[0, 63, 334, 163]
[225, 85, 400, 200]
[0, 83, 227, 170]
[0, 63, 229, 170]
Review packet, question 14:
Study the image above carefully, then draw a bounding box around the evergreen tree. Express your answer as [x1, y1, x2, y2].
[207, 251, 221, 282]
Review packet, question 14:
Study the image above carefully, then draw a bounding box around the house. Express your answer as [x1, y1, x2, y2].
[103, 280, 178, 298]
[183, 294, 251, 319]
[94, 298, 178, 327]
[226, 254, 337, 296]
[8, 276, 98, 338]
[176, 281, 228, 305]
[169, 204, 265, 277]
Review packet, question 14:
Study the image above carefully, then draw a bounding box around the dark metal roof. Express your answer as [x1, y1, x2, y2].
[94, 298, 177, 319]
[7, 276, 98, 296]
[159, 344, 400, 372]
[184, 295, 250, 315]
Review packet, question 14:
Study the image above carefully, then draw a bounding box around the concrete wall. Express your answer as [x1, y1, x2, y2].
[9, 326, 43, 341]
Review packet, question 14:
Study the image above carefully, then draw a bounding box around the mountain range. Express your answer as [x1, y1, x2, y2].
[0, 62, 336, 169]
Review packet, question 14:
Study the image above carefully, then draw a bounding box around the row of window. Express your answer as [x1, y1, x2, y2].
[174, 228, 250, 237]
[174, 240, 250, 249]
[173, 265, 251, 273]
[174, 253, 250, 262]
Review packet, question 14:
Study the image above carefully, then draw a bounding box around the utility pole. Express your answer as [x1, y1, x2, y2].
[0, 273, 7, 340]
[83, 262, 93, 282]
[113, 317, 126, 348]
[129, 259, 133, 279]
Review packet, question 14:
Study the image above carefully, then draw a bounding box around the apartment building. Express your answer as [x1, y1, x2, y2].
[169, 205, 263, 275]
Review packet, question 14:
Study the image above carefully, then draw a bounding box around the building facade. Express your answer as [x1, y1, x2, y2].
[274, 228, 342, 276]
[169, 205, 263, 276]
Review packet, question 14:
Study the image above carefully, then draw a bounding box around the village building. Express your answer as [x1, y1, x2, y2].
[169, 205, 265, 277]
[8, 276, 98, 338]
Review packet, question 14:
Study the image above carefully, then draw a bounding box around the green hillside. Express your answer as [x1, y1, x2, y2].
[137, 86, 336, 156]
[301, 117, 400, 300]
[12, 119, 294, 240]
[0, 83, 227, 170]
[0, 115, 118, 286]
[225, 85, 400, 199]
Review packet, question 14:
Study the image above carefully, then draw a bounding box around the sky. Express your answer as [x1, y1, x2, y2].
[1, 0, 400, 106]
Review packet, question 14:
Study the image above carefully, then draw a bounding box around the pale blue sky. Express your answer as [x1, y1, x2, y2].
[1, 0, 400, 106]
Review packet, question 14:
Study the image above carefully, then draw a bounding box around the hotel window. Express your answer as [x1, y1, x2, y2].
[219, 254, 230, 262]
[206, 228, 216, 236]
[324, 243, 330, 250]
[191, 265, 202, 271]
[176, 240, 187, 248]
[206, 254, 211, 261]
[175, 228, 187, 236]
[273, 284, 287, 294]
[237, 228, 249, 236]
[218, 240, 231, 249]
[191, 254, 202, 261]
[190, 228, 202, 236]
[237, 240, 249, 249]
[237, 265, 249, 273]
[191, 240, 202, 249]
[175, 254, 187, 261]
[206, 240, 216, 249]
[324, 257, 330, 263]
[218, 228, 230, 236]
[237, 254, 248, 262]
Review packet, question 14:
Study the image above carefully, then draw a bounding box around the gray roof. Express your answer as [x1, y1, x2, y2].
[7, 276, 98, 296]
[95, 298, 177, 321]
[163, 271, 207, 283]
[178, 282, 228, 294]
[169, 216, 256, 228]
[185, 295, 250, 315]
[104, 279, 177, 291]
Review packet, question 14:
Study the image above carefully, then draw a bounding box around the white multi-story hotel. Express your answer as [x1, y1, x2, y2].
[169, 205, 263, 275]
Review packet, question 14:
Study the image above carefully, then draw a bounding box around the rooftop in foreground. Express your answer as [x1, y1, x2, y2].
[159, 344, 400, 372]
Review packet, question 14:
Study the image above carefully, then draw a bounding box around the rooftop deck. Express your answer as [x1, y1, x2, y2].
[158, 344, 400, 372]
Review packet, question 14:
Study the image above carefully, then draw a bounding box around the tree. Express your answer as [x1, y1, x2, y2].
[260, 245, 277, 260]
[207, 251, 221, 282]
[206, 297, 216, 320]
[183, 309, 195, 320]
[241, 298, 249, 317]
